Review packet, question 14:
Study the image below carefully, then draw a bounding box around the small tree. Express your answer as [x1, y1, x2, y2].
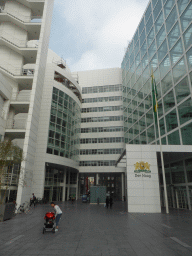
[0, 140, 23, 204]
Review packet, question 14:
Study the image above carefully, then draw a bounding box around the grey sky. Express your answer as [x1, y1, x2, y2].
[49, 0, 149, 72]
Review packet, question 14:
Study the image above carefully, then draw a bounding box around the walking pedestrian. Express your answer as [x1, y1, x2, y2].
[109, 197, 113, 209]
[51, 202, 62, 232]
[30, 193, 36, 207]
[106, 197, 109, 209]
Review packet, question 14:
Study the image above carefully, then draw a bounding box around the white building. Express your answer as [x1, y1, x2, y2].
[0, 0, 54, 205]
[34, 49, 81, 202]
[76, 68, 125, 201]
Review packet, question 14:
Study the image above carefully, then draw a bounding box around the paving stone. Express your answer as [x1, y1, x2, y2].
[1, 201, 192, 256]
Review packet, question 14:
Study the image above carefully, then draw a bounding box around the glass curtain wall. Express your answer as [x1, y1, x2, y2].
[47, 87, 81, 161]
[122, 0, 192, 145]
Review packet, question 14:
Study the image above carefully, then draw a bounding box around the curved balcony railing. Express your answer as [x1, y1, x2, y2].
[6, 118, 27, 129]
[0, 31, 39, 48]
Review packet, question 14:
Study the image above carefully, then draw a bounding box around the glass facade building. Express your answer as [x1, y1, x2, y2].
[122, 0, 192, 146]
[121, 0, 192, 210]
[47, 87, 81, 161]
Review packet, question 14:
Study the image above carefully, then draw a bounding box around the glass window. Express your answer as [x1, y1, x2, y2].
[153, 0, 162, 21]
[171, 161, 185, 183]
[172, 58, 187, 84]
[145, 3, 152, 23]
[158, 99, 163, 117]
[165, 108, 178, 132]
[147, 125, 155, 143]
[155, 11, 164, 34]
[159, 117, 165, 135]
[143, 66, 150, 84]
[146, 15, 153, 35]
[133, 30, 139, 46]
[156, 24, 166, 48]
[160, 55, 171, 79]
[141, 40, 147, 58]
[163, 90, 175, 113]
[139, 18, 145, 35]
[135, 53, 140, 67]
[158, 39, 168, 62]
[168, 22, 180, 49]
[175, 76, 190, 104]
[140, 30, 146, 46]
[164, 0, 175, 18]
[149, 53, 158, 71]
[183, 24, 192, 50]
[181, 122, 192, 145]
[152, 0, 158, 8]
[185, 158, 192, 182]
[135, 40, 140, 55]
[177, 0, 190, 14]
[148, 40, 156, 60]
[161, 137, 167, 145]
[142, 54, 149, 70]
[170, 39, 183, 66]
[147, 27, 155, 46]
[186, 47, 192, 70]
[168, 130, 180, 144]
[166, 6, 177, 33]
[178, 98, 192, 125]
[161, 71, 173, 95]
[180, 2, 192, 31]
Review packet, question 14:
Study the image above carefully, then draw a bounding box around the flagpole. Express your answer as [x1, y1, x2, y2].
[152, 71, 169, 214]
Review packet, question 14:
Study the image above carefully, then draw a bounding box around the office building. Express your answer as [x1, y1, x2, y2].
[0, 0, 54, 205]
[77, 68, 125, 201]
[119, 0, 192, 212]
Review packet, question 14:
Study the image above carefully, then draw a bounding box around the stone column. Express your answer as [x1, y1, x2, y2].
[76, 172, 79, 200]
[96, 173, 99, 185]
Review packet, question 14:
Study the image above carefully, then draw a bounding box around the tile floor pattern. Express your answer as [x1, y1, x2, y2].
[0, 201, 192, 256]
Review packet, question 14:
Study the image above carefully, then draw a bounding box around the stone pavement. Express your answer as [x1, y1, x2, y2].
[0, 201, 192, 256]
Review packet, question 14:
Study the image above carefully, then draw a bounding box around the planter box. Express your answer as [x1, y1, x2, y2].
[0, 203, 15, 221]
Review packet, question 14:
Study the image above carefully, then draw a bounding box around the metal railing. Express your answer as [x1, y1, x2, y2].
[1, 173, 19, 186]
[0, 31, 39, 48]
[6, 118, 27, 129]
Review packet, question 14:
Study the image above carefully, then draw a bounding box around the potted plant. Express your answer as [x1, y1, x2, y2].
[0, 140, 23, 221]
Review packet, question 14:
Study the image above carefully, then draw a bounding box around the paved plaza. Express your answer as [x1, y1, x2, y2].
[0, 201, 192, 256]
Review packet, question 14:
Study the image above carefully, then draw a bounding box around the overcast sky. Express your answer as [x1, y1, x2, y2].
[49, 0, 149, 72]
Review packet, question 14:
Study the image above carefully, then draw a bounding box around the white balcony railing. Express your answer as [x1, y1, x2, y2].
[0, 61, 35, 76]
[6, 118, 27, 129]
[11, 91, 31, 102]
[0, 31, 39, 48]
[1, 173, 19, 186]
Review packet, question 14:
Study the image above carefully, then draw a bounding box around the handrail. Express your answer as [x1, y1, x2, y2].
[0, 61, 35, 76]
[0, 31, 39, 48]
[1, 173, 19, 186]
[6, 118, 27, 129]
[0, 9, 42, 23]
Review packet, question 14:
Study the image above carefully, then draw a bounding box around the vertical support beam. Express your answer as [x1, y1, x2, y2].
[183, 160, 191, 210]
[62, 170, 66, 201]
[121, 173, 124, 201]
[96, 173, 99, 185]
[67, 171, 70, 200]
[76, 172, 79, 200]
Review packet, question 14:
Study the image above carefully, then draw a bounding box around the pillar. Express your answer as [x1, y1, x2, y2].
[96, 173, 99, 185]
[121, 173, 124, 201]
[76, 172, 79, 200]
[62, 170, 66, 201]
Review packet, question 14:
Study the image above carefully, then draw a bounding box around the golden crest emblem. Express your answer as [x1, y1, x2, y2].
[134, 161, 151, 173]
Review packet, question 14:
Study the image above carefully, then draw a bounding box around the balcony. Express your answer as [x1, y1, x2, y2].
[0, 61, 35, 77]
[6, 118, 27, 130]
[0, 31, 39, 48]
[0, 6, 42, 23]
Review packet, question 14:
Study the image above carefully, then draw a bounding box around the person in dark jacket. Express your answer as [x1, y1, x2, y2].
[109, 197, 113, 209]
[106, 197, 109, 209]
[30, 193, 36, 207]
